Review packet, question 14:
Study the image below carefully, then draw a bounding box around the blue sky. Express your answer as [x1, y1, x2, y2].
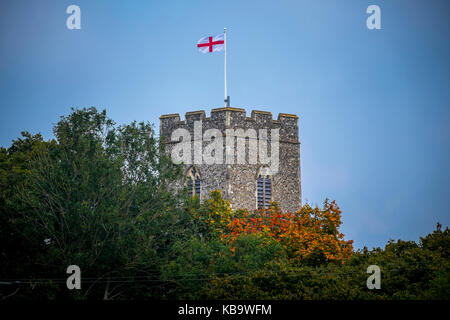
[1, 0, 449, 249]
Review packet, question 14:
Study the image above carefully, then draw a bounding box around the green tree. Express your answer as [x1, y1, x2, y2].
[6, 107, 185, 299]
[0, 132, 53, 299]
[1, 108, 448, 300]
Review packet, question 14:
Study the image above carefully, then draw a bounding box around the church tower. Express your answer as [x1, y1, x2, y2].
[160, 107, 301, 212]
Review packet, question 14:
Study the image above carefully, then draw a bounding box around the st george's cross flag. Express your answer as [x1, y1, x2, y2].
[197, 33, 224, 53]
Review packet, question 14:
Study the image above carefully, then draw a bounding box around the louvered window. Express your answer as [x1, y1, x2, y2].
[257, 167, 272, 209]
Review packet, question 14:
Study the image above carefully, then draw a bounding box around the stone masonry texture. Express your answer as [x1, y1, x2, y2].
[160, 107, 301, 212]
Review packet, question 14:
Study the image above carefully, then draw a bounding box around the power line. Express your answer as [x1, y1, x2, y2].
[0, 263, 444, 285]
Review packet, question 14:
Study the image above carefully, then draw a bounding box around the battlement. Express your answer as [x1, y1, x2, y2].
[160, 108, 299, 142]
[159, 107, 301, 212]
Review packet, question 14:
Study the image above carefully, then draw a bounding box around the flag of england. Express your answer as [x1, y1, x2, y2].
[197, 34, 224, 53]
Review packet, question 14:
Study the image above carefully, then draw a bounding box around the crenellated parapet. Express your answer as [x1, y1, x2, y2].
[160, 107, 299, 143]
[159, 106, 301, 212]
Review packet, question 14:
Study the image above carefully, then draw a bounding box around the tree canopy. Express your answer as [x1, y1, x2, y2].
[0, 108, 448, 300]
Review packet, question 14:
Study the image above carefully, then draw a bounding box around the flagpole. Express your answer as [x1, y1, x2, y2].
[224, 27, 228, 107]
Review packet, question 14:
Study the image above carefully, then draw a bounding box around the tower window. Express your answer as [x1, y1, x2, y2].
[187, 167, 201, 198]
[257, 167, 272, 209]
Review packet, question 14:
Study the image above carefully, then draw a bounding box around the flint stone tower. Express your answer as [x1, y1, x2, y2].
[160, 107, 301, 212]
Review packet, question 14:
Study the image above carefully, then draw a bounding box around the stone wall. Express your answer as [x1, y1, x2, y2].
[160, 107, 301, 212]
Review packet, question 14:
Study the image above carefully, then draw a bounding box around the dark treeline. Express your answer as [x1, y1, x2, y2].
[0, 108, 448, 300]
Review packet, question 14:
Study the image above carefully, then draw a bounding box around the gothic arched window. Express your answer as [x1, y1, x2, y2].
[257, 166, 271, 209]
[187, 166, 201, 198]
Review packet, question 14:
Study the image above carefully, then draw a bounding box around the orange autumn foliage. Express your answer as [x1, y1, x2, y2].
[222, 201, 354, 265]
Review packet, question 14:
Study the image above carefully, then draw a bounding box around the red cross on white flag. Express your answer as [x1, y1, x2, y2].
[196, 29, 229, 108]
[197, 34, 225, 53]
